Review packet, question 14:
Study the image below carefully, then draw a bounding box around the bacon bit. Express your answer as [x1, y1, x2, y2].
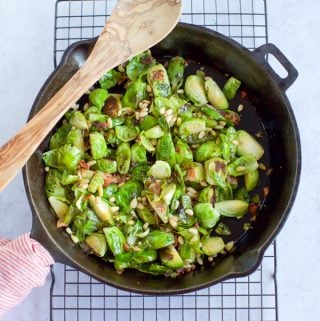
[240, 90, 247, 98]
[148, 181, 161, 196]
[123, 242, 130, 252]
[103, 174, 123, 187]
[79, 160, 89, 170]
[193, 222, 200, 228]
[249, 203, 258, 216]
[263, 186, 270, 198]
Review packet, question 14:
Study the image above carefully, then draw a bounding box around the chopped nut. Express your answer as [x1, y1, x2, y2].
[107, 117, 113, 128]
[177, 236, 184, 245]
[65, 227, 72, 235]
[130, 198, 138, 209]
[185, 209, 194, 216]
[143, 223, 149, 230]
[110, 206, 120, 213]
[259, 163, 267, 171]
[109, 197, 116, 203]
[237, 104, 244, 112]
[159, 107, 166, 114]
[169, 216, 178, 228]
[198, 131, 206, 139]
[225, 241, 234, 252]
[236, 166, 246, 172]
[45, 166, 50, 172]
[57, 218, 67, 228]
[71, 235, 79, 244]
[177, 89, 184, 94]
[190, 236, 198, 244]
[176, 117, 182, 126]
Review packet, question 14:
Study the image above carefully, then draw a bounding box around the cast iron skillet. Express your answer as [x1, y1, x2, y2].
[23, 23, 301, 294]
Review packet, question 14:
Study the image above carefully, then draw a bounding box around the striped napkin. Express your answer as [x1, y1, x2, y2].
[0, 233, 54, 319]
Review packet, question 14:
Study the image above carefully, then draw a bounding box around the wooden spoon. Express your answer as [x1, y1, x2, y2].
[0, 0, 181, 191]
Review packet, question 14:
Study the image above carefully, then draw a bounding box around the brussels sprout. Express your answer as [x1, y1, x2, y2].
[94, 159, 117, 174]
[114, 252, 133, 270]
[103, 226, 125, 256]
[69, 111, 88, 130]
[61, 171, 79, 185]
[204, 77, 229, 110]
[133, 249, 157, 264]
[147, 195, 168, 223]
[215, 200, 249, 218]
[147, 64, 171, 98]
[122, 78, 148, 108]
[139, 132, 155, 152]
[146, 230, 175, 249]
[99, 69, 122, 90]
[175, 139, 193, 164]
[145, 126, 164, 139]
[235, 188, 250, 203]
[126, 50, 156, 81]
[179, 242, 196, 263]
[201, 236, 225, 256]
[195, 141, 221, 162]
[215, 184, 233, 202]
[244, 169, 259, 191]
[115, 180, 143, 213]
[149, 160, 171, 179]
[130, 163, 150, 180]
[72, 210, 99, 241]
[140, 115, 158, 130]
[194, 203, 220, 228]
[45, 169, 68, 202]
[160, 245, 184, 269]
[85, 233, 107, 257]
[103, 183, 118, 199]
[48, 196, 69, 218]
[88, 172, 104, 194]
[131, 143, 147, 164]
[116, 142, 131, 174]
[102, 94, 122, 118]
[43, 145, 82, 171]
[179, 118, 206, 136]
[198, 186, 215, 204]
[156, 133, 176, 167]
[227, 155, 259, 176]
[204, 158, 228, 188]
[236, 130, 264, 160]
[167, 56, 186, 92]
[89, 195, 114, 225]
[50, 124, 72, 149]
[115, 126, 138, 142]
[66, 129, 85, 154]
[89, 132, 107, 160]
[183, 162, 204, 184]
[201, 104, 225, 121]
[223, 77, 241, 100]
[137, 263, 170, 276]
[161, 183, 176, 205]
[136, 207, 158, 225]
[64, 204, 80, 225]
[89, 88, 108, 109]
[184, 75, 208, 106]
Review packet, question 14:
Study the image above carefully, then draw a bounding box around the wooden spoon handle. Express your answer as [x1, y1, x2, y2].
[0, 42, 128, 192]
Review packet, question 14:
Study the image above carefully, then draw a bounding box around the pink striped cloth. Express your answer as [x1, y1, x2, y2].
[0, 233, 54, 319]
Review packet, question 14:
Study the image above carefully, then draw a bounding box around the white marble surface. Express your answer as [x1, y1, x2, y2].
[0, 0, 319, 320]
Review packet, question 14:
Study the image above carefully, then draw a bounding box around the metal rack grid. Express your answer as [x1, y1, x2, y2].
[51, 1, 278, 321]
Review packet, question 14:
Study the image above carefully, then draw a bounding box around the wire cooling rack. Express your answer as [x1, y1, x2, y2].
[51, 1, 277, 321]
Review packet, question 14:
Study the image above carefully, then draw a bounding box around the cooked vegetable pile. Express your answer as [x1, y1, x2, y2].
[43, 50, 266, 277]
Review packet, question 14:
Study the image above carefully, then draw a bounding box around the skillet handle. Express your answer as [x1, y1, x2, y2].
[253, 43, 298, 91]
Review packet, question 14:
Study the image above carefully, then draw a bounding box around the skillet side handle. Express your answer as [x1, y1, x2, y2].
[253, 43, 298, 91]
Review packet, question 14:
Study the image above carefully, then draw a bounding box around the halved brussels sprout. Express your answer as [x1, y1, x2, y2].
[149, 161, 171, 179]
[89, 195, 114, 225]
[140, 115, 158, 130]
[85, 233, 107, 257]
[48, 196, 69, 218]
[147, 64, 171, 98]
[167, 56, 186, 92]
[88, 172, 104, 194]
[179, 242, 196, 263]
[103, 226, 125, 256]
[195, 141, 221, 162]
[147, 196, 168, 224]
[201, 236, 225, 256]
[161, 183, 177, 205]
[69, 111, 88, 130]
[115, 180, 143, 213]
[93, 159, 117, 174]
[115, 126, 138, 142]
[223, 77, 241, 100]
[99, 69, 122, 90]
[146, 230, 175, 249]
[133, 249, 158, 264]
[131, 143, 147, 164]
[179, 118, 206, 136]
[227, 155, 258, 176]
[215, 200, 249, 218]
[67, 129, 85, 154]
[136, 207, 158, 225]
[160, 245, 184, 269]
[204, 77, 229, 110]
[183, 162, 204, 184]
[156, 133, 176, 167]
[116, 142, 131, 174]
[122, 78, 148, 108]
[175, 139, 193, 164]
[194, 203, 220, 228]
[50, 124, 72, 150]
[236, 130, 264, 160]
[126, 50, 156, 81]
[244, 169, 259, 191]
[204, 158, 228, 188]
[145, 126, 164, 139]
[89, 88, 108, 109]
[198, 186, 215, 204]
[102, 94, 122, 118]
[89, 132, 108, 160]
[184, 74, 208, 106]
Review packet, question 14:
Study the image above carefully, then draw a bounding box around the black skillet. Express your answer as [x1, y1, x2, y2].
[23, 23, 300, 294]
